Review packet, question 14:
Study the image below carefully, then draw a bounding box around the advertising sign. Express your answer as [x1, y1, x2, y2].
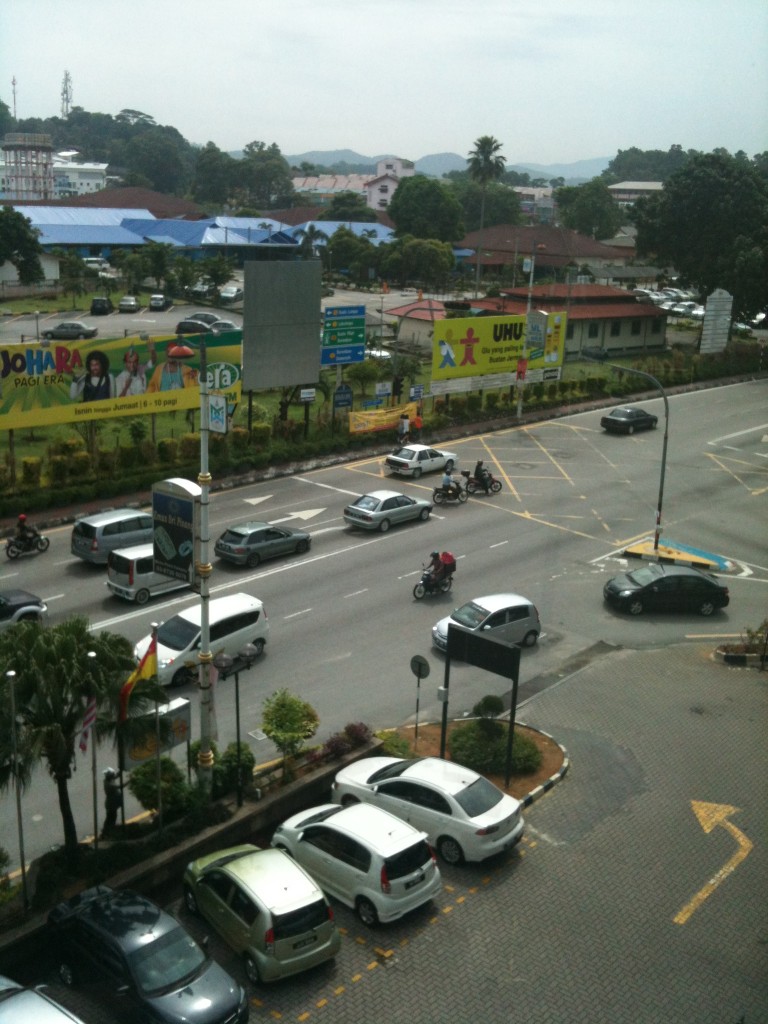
[122, 698, 192, 769]
[0, 333, 242, 429]
[431, 313, 566, 382]
[152, 478, 201, 585]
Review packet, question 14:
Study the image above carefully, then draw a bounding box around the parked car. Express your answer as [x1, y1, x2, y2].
[0, 974, 90, 1024]
[189, 312, 221, 326]
[209, 320, 239, 334]
[0, 589, 48, 632]
[385, 444, 457, 479]
[118, 295, 140, 313]
[48, 885, 249, 1024]
[191, 277, 215, 298]
[149, 293, 170, 311]
[134, 592, 269, 687]
[271, 803, 443, 926]
[220, 285, 244, 304]
[71, 508, 153, 565]
[344, 490, 432, 532]
[42, 321, 97, 340]
[333, 756, 525, 865]
[600, 406, 658, 434]
[603, 563, 729, 616]
[175, 319, 210, 335]
[214, 521, 311, 567]
[432, 593, 541, 652]
[183, 844, 340, 983]
[89, 296, 114, 315]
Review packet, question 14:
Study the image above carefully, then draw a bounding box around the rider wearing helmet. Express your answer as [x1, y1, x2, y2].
[428, 550, 443, 584]
[15, 514, 37, 546]
[441, 467, 460, 498]
[474, 459, 491, 495]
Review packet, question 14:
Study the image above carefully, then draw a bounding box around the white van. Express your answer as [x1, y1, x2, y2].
[107, 544, 190, 605]
[133, 592, 269, 687]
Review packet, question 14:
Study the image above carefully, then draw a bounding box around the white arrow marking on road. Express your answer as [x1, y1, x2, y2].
[269, 509, 326, 524]
[244, 495, 273, 505]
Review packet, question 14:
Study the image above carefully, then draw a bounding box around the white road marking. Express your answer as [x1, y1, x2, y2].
[244, 495, 273, 505]
[707, 423, 768, 444]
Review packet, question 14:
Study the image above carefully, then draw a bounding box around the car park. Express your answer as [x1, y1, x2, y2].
[603, 563, 729, 616]
[600, 406, 658, 434]
[271, 802, 443, 926]
[0, 973, 90, 1024]
[47, 885, 249, 1024]
[0, 589, 47, 631]
[175, 318, 211, 334]
[89, 296, 114, 315]
[134, 592, 269, 687]
[118, 295, 140, 313]
[343, 490, 432, 532]
[149, 293, 170, 311]
[183, 844, 340, 983]
[333, 756, 525, 865]
[385, 444, 457, 478]
[432, 593, 541, 651]
[71, 508, 153, 565]
[214, 521, 311, 567]
[41, 321, 98, 340]
[220, 285, 244, 304]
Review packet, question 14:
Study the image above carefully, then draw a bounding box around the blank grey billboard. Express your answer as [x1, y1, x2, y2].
[242, 261, 321, 389]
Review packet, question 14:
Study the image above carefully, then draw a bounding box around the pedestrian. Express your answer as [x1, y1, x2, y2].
[412, 411, 423, 441]
[101, 767, 125, 837]
[397, 412, 410, 444]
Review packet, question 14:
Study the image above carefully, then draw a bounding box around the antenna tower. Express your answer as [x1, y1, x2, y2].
[61, 71, 73, 119]
[11, 76, 17, 119]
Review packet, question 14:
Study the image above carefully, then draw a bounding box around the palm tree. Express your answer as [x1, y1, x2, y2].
[295, 224, 329, 260]
[467, 135, 506, 297]
[0, 617, 167, 868]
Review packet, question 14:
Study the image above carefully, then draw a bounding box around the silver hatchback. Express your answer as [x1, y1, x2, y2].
[433, 593, 541, 651]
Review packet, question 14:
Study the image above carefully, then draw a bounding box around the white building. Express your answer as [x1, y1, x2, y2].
[0, 134, 107, 200]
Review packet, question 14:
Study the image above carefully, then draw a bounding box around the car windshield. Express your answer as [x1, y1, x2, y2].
[626, 564, 664, 586]
[129, 924, 206, 995]
[367, 758, 422, 784]
[392, 448, 417, 459]
[157, 616, 200, 651]
[451, 601, 491, 629]
[353, 495, 382, 511]
[453, 776, 505, 818]
[274, 900, 329, 939]
[219, 529, 247, 544]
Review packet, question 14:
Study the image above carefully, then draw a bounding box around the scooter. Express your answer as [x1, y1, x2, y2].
[462, 470, 503, 495]
[432, 477, 469, 505]
[5, 533, 50, 559]
[413, 566, 454, 600]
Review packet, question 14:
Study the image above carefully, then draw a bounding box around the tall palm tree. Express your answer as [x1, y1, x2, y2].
[295, 224, 329, 260]
[467, 135, 506, 297]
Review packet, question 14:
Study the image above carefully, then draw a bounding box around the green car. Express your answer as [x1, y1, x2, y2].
[183, 845, 340, 983]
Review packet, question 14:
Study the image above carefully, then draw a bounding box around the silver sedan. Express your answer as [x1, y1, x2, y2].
[343, 490, 432, 532]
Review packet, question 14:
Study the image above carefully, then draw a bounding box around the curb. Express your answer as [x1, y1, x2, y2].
[712, 648, 767, 669]
[518, 724, 570, 809]
[623, 546, 728, 572]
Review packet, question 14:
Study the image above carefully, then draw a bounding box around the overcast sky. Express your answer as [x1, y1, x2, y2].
[2, 0, 766, 168]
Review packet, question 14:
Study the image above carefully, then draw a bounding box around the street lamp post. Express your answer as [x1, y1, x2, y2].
[6, 671, 29, 911]
[212, 644, 259, 807]
[34, 311, 40, 343]
[583, 349, 670, 551]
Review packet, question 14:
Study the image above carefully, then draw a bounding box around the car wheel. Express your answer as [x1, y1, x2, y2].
[18, 612, 40, 622]
[183, 884, 199, 915]
[379, 518, 391, 533]
[58, 961, 76, 986]
[43, 331, 53, 340]
[171, 667, 192, 688]
[77, 333, 86, 340]
[522, 630, 538, 647]
[135, 588, 150, 606]
[698, 600, 716, 616]
[412, 467, 422, 479]
[250, 638, 265, 657]
[444, 460, 455, 471]
[356, 897, 379, 926]
[437, 835, 465, 865]
[246, 552, 261, 568]
[627, 599, 643, 615]
[341, 794, 360, 808]
[627, 425, 635, 435]
[296, 539, 310, 554]
[419, 507, 430, 521]
[244, 954, 260, 985]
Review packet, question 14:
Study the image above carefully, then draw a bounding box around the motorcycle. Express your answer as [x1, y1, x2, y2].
[413, 565, 454, 600]
[5, 533, 50, 559]
[432, 477, 469, 505]
[461, 469, 503, 495]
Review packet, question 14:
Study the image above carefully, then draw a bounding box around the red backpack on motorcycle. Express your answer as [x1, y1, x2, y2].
[440, 551, 456, 574]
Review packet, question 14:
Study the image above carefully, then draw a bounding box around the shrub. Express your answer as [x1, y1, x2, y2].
[344, 722, 373, 747]
[157, 438, 178, 463]
[21, 457, 42, 487]
[448, 720, 542, 775]
[48, 455, 69, 485]
[376, 730, 414, 757]
[128, 757, 192, 821]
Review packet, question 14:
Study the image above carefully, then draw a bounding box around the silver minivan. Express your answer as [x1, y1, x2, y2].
[432, 593, 541, 651]
[107, 544, 190, 604]
[71, 509, 154, 565]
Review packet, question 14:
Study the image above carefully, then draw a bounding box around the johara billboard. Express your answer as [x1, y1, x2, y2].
[0, 332, 242, 429]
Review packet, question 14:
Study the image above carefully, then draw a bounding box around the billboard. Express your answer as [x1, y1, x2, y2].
[0, 332, 242, 429]
[431, 312, 566, 382]
[152, 478, 201, 585]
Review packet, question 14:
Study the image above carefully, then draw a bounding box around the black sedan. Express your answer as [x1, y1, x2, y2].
[42, 321, 98, 340]
[603, 563, 729, 616]
[175, 318, 211, 335]
[48, 885, 249, 1024]
[600, 406, 658, 434]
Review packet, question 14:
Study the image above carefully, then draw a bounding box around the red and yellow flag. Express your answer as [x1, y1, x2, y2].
[120, 637, 157, 721]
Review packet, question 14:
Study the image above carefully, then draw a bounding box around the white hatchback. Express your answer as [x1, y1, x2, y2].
[333, 756, 525, 865]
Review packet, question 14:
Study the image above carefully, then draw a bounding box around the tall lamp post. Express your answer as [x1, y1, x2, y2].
[6, 671, 29, 911]
[212, 645, 259, 807]
[516, 244, 545, 419]
[34, 310, 40, 343]
[583, 349, 670, 551]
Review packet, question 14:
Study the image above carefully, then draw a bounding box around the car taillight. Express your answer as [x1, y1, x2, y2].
[475, 824, 500, 836]
[128, 563, 134, 586]
[380, 865, 391, 894]
[264, 927, 275, 955]
[327, 905, 335, 923]
[90, 539, 99, 551]
[429, 846, 437, 864]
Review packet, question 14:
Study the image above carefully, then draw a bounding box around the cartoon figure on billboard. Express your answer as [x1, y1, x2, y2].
[438, 336, 456, 368]
[146, 341, 199, 392]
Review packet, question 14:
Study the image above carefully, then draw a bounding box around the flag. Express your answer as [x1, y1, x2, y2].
[79, 696, 97, 754]
[120, 637, 157, 722]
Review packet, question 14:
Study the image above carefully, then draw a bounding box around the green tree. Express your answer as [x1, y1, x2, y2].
[317, 192, 378, 222]
[125, 130, 188, 194]
[467, 135, 506, 295]
[197, 254, 236, 294]
[112, 250, 148, 296]
[295, 224, 329, 259]
[53, 249, 88, 309]
[388, 176, 464, 241]
[633, 152, 768, 317]
[345, 359, 381, 397]
[237, 141, 294, 209]
[448, 179, 521, 233]
[144, 241, 175, 289]
[400, 238, 454, 290]
[601, 144, 695, 184]
[0, 617, 166, 867]
[192, 142, 238, 206]
[261, 690, 319, 779]
[555, 179, 622, 238]
[0, 206, 44, 284]
[325, 227, 377, 283]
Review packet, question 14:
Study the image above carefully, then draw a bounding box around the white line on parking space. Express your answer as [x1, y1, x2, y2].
[707, 423, 768, 444]
[284, 608, 312, 620]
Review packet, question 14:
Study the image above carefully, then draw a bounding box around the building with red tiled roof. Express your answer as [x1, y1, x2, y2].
[459, 223, 628, 278]
[44, 186, 210, 220]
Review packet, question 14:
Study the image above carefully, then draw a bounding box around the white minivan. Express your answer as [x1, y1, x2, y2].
[107, 544, 190, 605]
[134, 592, 269, 687]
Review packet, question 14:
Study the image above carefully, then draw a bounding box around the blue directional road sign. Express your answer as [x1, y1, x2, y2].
[323, 305, 366, 354]
[321, 344, 366, 366]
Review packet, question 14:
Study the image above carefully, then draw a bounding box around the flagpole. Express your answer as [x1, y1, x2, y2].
[86, 651, 98, 854]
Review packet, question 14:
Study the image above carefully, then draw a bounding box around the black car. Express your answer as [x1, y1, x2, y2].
[175, 319, 211, 335]
[48, 886, 249, 1024]
[603, 563, 729, 616]
[0, 589, 48, 632]
[600, 406, 658, 434]
[90, 297, 114, 315]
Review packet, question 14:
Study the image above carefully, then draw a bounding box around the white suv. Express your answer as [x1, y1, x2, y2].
[271, 803, 442, 926]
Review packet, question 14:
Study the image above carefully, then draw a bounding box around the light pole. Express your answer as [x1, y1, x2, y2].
[583, 349, 670, 551]
[212, 644, 259, 807]
[516, 244, 544, 419]
[34, 310, 40, 343]
[6, 670, 29, 911]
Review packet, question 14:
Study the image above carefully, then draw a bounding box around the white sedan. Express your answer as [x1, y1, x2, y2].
[385, 444, 457, 479]
[332, 756, 525, 865]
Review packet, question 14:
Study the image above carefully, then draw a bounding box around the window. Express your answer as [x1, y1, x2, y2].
[588, 323, 599, 339]
[631, 320, 642, 336]
[651, 318, 662, 334]
[610, 320, 621, 337]
[566, 323, 574, 340]
[229, 886, 258, 926]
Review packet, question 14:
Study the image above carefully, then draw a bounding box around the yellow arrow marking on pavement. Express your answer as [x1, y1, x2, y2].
[673, 801, 753, 925]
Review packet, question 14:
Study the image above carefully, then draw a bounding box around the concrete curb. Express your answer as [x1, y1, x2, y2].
[711, 648, 767, 669]
[623, 545, 730, 572]
[518, 725, 571, 809]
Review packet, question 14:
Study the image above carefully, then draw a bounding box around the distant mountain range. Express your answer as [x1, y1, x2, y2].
[283, 149, 610, 183]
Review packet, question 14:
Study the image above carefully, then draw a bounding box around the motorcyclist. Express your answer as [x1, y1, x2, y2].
[474, 460, 491, 495]
[441, 468, 460, 499]
[427, 550, 444, 585]
[15, 514, 38, 548]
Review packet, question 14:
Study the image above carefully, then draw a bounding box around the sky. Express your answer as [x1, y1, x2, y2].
[2, 0, 766, 168]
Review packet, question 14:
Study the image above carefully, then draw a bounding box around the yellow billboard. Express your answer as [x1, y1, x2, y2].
[0, 333, 242, 429]
[431, 312, 566, 380]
